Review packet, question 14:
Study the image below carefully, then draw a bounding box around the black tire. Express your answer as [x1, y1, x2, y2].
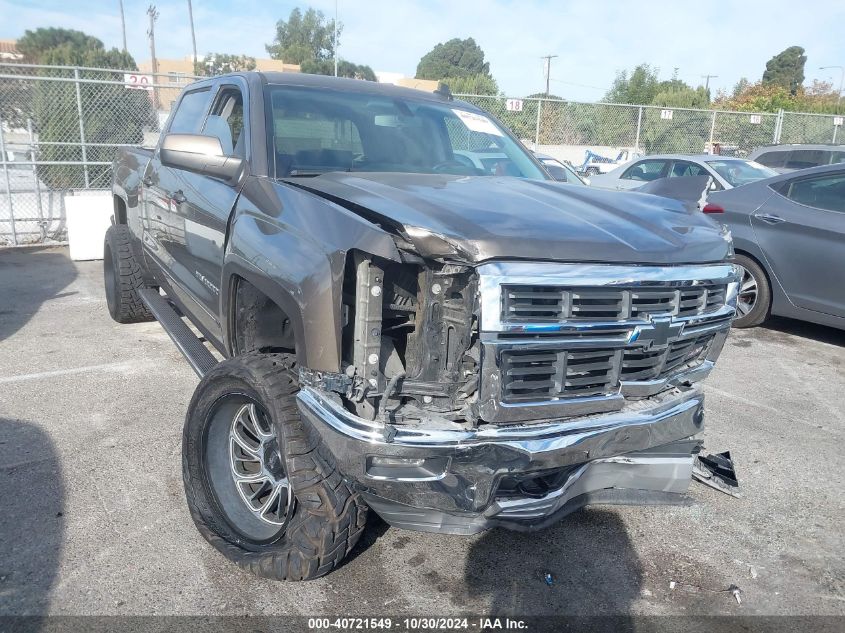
[182, 352, 367, 581]
[732, 254, 771, 328]
[103, 224, 154, 323]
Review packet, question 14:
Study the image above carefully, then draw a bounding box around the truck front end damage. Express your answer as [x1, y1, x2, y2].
[298, 248, 739, 534]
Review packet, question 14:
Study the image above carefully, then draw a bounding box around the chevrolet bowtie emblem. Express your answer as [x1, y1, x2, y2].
[632, 316, 684, 350]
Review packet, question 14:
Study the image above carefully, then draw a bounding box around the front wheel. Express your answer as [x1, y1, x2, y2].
[182, 352, 367, 580]
[732, 254, 771, 328]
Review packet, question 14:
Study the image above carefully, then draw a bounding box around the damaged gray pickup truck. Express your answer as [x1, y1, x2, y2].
[108, 72, 739, 581]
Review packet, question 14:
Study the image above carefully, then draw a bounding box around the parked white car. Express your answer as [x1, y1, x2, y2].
[590, 154, 777, 191]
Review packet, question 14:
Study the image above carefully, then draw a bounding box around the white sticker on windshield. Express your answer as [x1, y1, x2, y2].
[451, 109, 503, 136]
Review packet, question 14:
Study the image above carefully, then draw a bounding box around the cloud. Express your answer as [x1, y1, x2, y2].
[2, 0, 843, 101]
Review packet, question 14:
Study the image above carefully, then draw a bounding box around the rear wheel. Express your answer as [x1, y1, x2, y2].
[182, 352, 367, 580]
[732, 254, 771, 328]
[103, 224, 154, 323]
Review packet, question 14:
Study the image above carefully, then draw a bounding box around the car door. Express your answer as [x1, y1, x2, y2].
[615, 159, 669, 190]
[750, 170, 845, 317]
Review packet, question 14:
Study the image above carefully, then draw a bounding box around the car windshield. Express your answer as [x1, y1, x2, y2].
[267, 85, 546, 179]
[706, 160, 776, 187]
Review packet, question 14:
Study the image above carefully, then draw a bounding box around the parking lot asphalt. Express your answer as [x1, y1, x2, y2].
[0, 246, 843, 618]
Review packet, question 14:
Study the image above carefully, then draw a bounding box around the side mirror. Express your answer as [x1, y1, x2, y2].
[159, 133, 246, 186]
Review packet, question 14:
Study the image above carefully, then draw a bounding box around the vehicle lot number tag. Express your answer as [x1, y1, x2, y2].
[452, 109, 503, 136]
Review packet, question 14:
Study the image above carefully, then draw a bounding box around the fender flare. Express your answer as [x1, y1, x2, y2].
[221, 258, 308, 366]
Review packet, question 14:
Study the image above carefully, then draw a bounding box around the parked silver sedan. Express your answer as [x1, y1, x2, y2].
[707, 164, 845, 329]
[590, 154, 776, 191]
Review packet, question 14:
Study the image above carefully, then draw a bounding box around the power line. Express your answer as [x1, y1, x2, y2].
[701, 74, 718, 91]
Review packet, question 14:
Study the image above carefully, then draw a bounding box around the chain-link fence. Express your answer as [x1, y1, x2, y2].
[0, 62, 197, 245]
[2, 62, 843, 245]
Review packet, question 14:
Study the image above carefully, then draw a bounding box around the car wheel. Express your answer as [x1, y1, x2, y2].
[732, 254, 771, 328]
[182, 352, 367, 581]
[103, 224, 155, 323]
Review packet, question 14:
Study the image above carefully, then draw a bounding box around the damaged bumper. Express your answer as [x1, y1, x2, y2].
[296, 384, 705, 535]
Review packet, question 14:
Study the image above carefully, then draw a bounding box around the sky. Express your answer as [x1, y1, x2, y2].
[1, 0, 844, 102]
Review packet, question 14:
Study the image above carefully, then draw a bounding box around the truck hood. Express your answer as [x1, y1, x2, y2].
[287, 172, 731, 264]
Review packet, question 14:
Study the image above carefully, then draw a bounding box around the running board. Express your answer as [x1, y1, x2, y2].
[139, 288, 218, 377]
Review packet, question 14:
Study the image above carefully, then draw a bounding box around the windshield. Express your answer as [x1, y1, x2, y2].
[267, 85, 546, 179]
[706, 160, 777, 187]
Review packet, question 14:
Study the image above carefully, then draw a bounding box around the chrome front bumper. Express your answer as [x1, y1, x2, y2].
[296, 384, 705, 534]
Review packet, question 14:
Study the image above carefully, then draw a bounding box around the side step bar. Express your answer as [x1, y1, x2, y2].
[139, 288, 218, 377]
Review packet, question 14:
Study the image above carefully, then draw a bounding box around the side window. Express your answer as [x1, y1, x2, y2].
[168, 88, 212, 134]
[621, 160, 666, 182]
[783, 173, 845, 212]
[669, 161, 707, 177]
[755, 151, 787, 168]
[203, 87, 246, 158]
[785, 150, 826, 170]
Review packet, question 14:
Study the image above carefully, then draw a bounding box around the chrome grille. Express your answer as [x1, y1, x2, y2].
[479, 262, 739, 424]
[501, 349, 618, 402]
[502, 284, 728, 323]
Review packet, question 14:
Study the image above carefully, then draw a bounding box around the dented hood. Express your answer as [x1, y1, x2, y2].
[287, 172, 731, 264]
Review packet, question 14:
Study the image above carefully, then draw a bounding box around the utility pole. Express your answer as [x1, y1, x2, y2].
[118, 0, 127, 53]
[541, 54, 558, 97]
[701, 74, 718, 92]
[187, 0, 198, 69]
[820, 65, 844, 110]
[333, 0, 338, 77]
[147, 4, 159, 109]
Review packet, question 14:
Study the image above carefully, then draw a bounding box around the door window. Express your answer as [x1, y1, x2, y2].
[204, 87, 246, 157]
[620, 160, 667, 182]
[168, 88, 213, 134]
[783, 173, 845, 212]
[669, 161, 708, 177]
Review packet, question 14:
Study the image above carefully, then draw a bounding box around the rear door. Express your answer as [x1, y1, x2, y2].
[751, 170, 845, 316]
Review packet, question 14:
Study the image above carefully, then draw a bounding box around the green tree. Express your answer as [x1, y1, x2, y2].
[604, 64, 661, 104]
[300, 59, 376, 81]
[195, 53, 257, 76]
[415, 38, 491, 80]
[762, 46, 806, 95]
[25, 33, 156, 189]
[17, 27, 102, 62]
[265, 7, 339, 64]
[441, 73, 498, 95]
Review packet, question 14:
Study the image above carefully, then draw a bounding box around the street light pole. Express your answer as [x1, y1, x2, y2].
[187, 0, 198, 68]
[118, 0, 127, 53]
[820, 66, 844, 111]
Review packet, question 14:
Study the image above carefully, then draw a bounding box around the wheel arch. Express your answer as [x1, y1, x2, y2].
[222, 263, 307, 366]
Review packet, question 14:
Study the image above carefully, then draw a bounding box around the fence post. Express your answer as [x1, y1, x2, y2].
[634, 106, 643, 151]
[773, 109, 784, 144]
[73, 68, 90, 188]
[533, 99, 542, 150]
[27, 118, 46, 240]
[833, 120, 839, 144]
[0, 116, 18, 245]
[708, 110, 717, 149]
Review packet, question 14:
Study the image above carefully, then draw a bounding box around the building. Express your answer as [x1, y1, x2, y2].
[0, 39, 23, 61]
[138, 56, 300, 110]
[375, 71, 442, 93]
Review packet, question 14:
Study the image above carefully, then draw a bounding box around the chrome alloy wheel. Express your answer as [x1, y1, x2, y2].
[228, 403, 293, 527]
[735, 264, 758, 317]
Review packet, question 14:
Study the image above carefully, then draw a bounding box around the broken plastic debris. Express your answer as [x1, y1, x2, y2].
[730, 584, 742, 605]
[669, 581, 676, 589]
[692, 451, 741, 497]
[544, 572, 554, 586]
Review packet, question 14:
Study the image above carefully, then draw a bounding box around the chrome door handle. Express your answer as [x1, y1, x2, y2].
[754, 213, 785, 225]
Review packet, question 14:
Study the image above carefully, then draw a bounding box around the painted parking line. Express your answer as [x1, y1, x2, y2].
[0, 361, 147, 385]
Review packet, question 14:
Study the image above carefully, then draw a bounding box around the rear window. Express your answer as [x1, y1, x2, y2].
[755, 151, 787, 168]
[706, 160, 776, 187]
[785, 150, 828, 170]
